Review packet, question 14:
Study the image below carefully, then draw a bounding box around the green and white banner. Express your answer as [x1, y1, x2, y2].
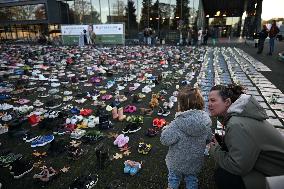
[61, 24, 125, 45]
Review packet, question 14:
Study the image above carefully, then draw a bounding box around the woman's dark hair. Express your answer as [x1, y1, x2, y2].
[210, 84, 245, 103]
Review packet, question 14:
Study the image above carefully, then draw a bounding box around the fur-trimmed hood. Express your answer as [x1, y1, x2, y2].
[175, 109, 212, 137]
[227, 94, 268, 121]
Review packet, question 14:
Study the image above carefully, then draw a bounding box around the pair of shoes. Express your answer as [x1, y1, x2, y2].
[33, 166, 57, 182]
[113, 134, 129, 148]
[157, 107, 170, 116]
[138, 142, 152, 154]
[0, 153, 23, 167]
[112, 107, 126, 121]
[69, 174, 98, 189]
[28, 114, 41, 127]
[70, 129, 86, 140]
[140, 108, 153, 116]
[82, 130, 104, 143]
[126, 115, 143, 124]
[31, 135, 54, 147]
[122, 123, 141, 134]
[67, 146, 84, 160]
[152, 118, 166, 128]
[10, 158, 33, 179]
[145, 128, 159, 137]
[124, 160, 142, 176]
[95, 144, 109, 169]
[124, 105, 137, 113]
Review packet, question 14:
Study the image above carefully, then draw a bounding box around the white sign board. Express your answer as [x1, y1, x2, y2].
[61, 25, 89, 36]
[93, 24, 124, 35]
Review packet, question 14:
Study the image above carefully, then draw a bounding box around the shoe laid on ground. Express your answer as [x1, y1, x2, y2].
[0, 153, 22, 167]
[28, 114, 41, 127]
[0, 124, 8, 135]
[31, 135, 54, 147]
[45, 100, 62, 109]
[122, 123, 141, 134]
[23, 132, 40, 142]
[113, 134, 129, 148]
[70, 129, 86, 140]
[69, 174, 98, 189]
[145, 128, 159, 137]
[33, 166, 57, 182]
[82, 130, 104, 144]
[10, 159, 33, 179]
[123, 160, 141, 176]
[138, 142, 152, 155]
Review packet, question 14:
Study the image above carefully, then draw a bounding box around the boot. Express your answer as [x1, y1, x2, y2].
[118, 107, 126, 121]
[95, 144, 109, 169]
[112, 107, 118, 119]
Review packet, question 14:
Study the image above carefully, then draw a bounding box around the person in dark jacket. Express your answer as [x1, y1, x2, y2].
[208, 84, 284, 189]
[268, 20, 280, 55]
[257, 25, 268, 54]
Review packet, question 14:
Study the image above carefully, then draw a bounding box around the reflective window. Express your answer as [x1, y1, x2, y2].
[0, 4, 47, 21]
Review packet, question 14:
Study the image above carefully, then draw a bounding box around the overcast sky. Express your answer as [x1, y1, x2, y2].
[262, 0, 284, 20]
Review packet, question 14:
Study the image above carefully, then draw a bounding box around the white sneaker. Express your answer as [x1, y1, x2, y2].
[169, 96, 177, 102]
[63, 91, 72, 95]
[38, 74, 48, 81]
[33, 100, 44, 107]
[1, 114, 12, 122]
[142, 86, 151, 93]
[0, 103, 13, 110]
[70, 129, 86, 139]
[0, 124, 8, 135]
[75, 98, 87, 104]
[51, 83, 60, 87]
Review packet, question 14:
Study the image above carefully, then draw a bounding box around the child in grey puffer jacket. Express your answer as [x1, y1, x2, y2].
[161, 87, 212, 189]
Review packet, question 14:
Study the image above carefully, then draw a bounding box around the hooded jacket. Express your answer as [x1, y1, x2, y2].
[160, 109, 212, 175]
[210, 94, 284, 189]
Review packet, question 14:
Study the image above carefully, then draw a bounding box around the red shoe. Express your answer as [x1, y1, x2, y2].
[65, 124, 76, 132]
[80, 109, 93, 116]
[152, 118, 160, 127]
[156, 118, 166, 128]
[28, 114, 40, 127]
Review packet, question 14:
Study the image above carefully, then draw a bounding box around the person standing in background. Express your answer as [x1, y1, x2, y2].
[198, 28, 203, 45]
[257, 25, 268, 54]
[268, 20, 279, 55]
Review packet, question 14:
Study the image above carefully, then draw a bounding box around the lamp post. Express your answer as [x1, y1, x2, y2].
[108, 0, 111, 23]
[99, 0, 102, 23]
[148, 0, 150, 28]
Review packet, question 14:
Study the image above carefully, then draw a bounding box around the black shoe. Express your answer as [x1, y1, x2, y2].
[98, 121, 113, 130]
[69, 174, 98, 189]
[95, 144, 109, 169]
[82, 131, 104, 144]
[267, 52, 272, 56]
[10, 159, 33, 179]
[157, 107, 164, 116]
[23, 132, 40, 142]
[162, 108, 170, 117]
[45, 100, 61, 109]
[122, 123, 141, 134]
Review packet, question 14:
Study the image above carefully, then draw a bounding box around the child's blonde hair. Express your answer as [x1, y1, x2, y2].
[177, 87, 204, 112]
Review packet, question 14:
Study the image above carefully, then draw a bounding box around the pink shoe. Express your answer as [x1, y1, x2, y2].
[124, 105, 137, 113]
[113, 134, 129, 148]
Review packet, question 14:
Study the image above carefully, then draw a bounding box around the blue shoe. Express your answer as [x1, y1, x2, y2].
[31, 135, 54, 147]
[14, 69, 24, 75]
[0, 94, 11, 100]
[70, 107, 80, 114]
[129, 165, 141, 176]
[124, 164, 131, 174]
